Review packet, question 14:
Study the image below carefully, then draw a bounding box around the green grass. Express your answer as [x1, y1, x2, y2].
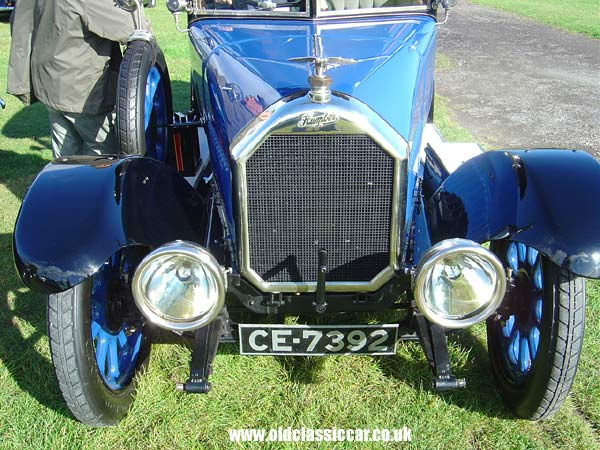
[469, 0, 600, 39]
[1, 8, 600, 450]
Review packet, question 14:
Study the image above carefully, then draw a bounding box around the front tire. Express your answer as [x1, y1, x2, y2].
[117, 40, 172, 160]
[486, 241, 585, 420]
[48, 252, 150, 426]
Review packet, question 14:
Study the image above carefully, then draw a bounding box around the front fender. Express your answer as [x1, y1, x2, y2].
[426, 149, 600, 278]
[14, 156, 207, 293]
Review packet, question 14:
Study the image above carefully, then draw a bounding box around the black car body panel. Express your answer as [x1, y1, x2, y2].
[13, 156, 207, 293]
[426, 148, 600, 278]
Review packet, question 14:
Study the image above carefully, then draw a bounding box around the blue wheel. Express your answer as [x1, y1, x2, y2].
[48, 249, 150, 426]
[90, 252, 147, 390]
[486, 240, 585, 420]
[117, 40, 172, 160]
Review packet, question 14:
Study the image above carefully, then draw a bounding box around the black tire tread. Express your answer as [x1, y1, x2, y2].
[530, 269, 585, 420]
[117, 41, 147, 156]
[48, 278, 147, 426]
[117, 41, 172, 159]
[48, 285, 107, 426]
[487, 241, 586, 421]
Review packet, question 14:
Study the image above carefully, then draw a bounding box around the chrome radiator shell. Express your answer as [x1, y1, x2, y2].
[231, 93, 408, 293]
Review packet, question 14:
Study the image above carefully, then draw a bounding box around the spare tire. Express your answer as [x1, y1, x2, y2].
[117, 40, 172, 161]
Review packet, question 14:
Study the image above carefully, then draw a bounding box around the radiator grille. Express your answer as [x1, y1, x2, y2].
[245, 134, 395, 284]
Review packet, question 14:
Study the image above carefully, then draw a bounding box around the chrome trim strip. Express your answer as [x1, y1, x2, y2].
[191, 5, 430, 18]
[231, 92, 408, 293]
[318, 5, 429, 17]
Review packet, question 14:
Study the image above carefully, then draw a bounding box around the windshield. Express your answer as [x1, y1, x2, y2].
[198, 0, 431, 17]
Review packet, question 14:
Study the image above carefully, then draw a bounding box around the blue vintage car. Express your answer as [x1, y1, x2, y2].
[12, 0, 600, 426]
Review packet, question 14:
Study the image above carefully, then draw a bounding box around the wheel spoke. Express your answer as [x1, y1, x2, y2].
[108, 337, 120, 380]
[517, 243, 527, 264]
[528, 326, 540, 360]
[507, 242, 519, 272]
[144, 67, 161, 130]
[533, 259, 543, 290]
[93, 325, 109, 374]
[535, 297, 543, 324]
[502, 315, 516, 338]
[131, 333, 143, 360]
[509, 329, 520, 365]
[519, 336, 531, 373]
[527, 247, 539, 267]
[117, 330, 128, 348]
[91, 321, 101, 340]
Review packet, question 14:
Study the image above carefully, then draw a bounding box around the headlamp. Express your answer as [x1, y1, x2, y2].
[132, 241, 226, 331]
[414, 239, 506, 328]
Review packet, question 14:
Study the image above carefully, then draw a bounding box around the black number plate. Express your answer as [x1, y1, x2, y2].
[239, 324, 399, 356]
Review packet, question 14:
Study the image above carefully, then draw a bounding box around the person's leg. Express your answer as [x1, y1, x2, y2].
[72, 111, 119, 156]
[47, 108, 84, 158]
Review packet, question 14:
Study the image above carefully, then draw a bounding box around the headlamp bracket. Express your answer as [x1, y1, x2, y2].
[176, 313, 226, 393]
[413, 312, 466, 391]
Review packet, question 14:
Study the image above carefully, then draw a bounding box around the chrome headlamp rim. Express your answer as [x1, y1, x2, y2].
[414, 238, 507, 329]
[132, 241, 226, 332]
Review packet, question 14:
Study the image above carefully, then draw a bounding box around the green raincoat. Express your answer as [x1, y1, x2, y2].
[7, 0, 138, 114]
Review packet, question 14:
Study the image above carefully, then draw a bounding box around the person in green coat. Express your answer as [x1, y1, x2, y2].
[7, 0, 143, 157]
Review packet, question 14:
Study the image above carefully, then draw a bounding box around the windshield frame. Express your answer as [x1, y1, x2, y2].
[192, 0, 433, 19]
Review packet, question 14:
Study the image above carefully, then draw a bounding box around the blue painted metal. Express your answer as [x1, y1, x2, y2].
[144, 67, 160, 130]
[426, 149, 600, 278]
[144, 66, 168, 162]
[409, 195, 433, 266]
[500, 242, 543, 376]
[189, 15, 436, 261]
[190, 16, 435, 141]
[90, 252, 143, 390]
[206, 121, 235, 231]
[13, 156, 208, 293]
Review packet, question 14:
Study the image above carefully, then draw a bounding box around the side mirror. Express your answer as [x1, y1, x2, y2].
[166, 0, 191, 13]
[115, 0, 151, 34]
[432, 0, 456, 9]
[115, 0, 140, 11]
[433, 0, 456, 24]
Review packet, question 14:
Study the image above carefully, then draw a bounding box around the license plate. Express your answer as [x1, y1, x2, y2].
[238, 324, 399, 356]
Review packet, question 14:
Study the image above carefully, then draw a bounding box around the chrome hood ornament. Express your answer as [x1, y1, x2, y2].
[289, 34, 358, 103]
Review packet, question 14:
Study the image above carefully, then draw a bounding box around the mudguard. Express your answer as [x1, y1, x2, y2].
[14, 156, 207, 294]
[426, 149, 600, 278]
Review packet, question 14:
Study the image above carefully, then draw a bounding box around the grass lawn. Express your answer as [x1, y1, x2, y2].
[1, 7, 600, 450]
[469, 0, 600, 39]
